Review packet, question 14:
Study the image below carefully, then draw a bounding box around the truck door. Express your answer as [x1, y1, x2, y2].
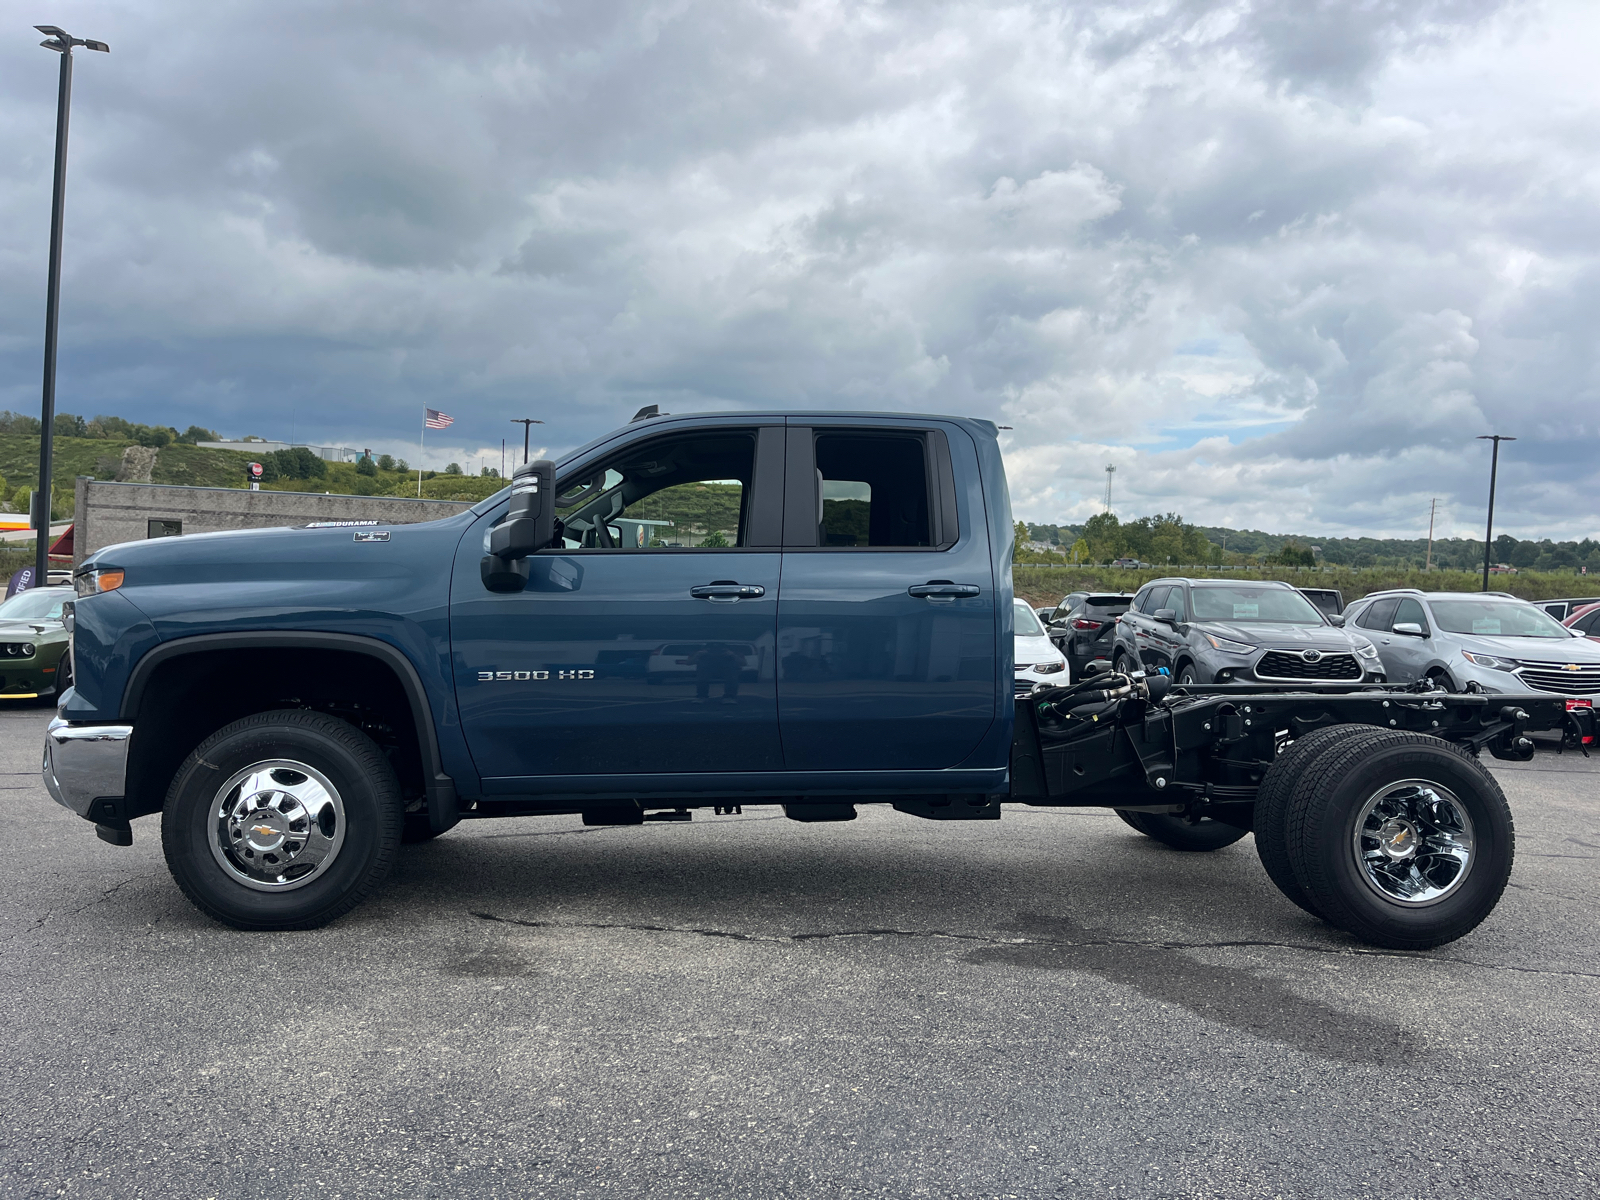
[775, 422, 996, 770]
[450, 423, 785, 780]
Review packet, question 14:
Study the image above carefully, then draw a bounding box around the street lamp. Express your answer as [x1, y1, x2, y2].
[510, 418, 544, 465]
[1476, 434, 1516, 592]
[33, 26, 109, 591]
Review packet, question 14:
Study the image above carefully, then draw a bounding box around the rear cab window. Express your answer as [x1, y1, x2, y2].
[783, 426, 959, 549]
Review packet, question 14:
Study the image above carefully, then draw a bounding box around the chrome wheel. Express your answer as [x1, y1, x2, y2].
[1352, 779, 1474, 906]
[208, 759, 346, 892]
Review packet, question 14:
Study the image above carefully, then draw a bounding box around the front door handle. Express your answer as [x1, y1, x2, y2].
[691, 582, 766, 600]
[908, 582, 981, 599]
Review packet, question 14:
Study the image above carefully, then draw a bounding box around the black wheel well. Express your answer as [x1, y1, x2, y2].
[122, 647, 428, 820]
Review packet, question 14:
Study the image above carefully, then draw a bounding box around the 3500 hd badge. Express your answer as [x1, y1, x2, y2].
[477, 670, 596, 681]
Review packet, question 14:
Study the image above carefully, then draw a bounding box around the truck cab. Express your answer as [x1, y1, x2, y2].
[44, 411, 1015, 928]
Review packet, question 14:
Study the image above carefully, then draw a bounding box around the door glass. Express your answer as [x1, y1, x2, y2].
[1139, 587, 1169, 614]
[1394, 598, 1428, 632]
[814, 433, 930, 547]
[1166, 588, 1187, 621]
[555, 433, 754, 549]
[1357, 598, 1399, 631]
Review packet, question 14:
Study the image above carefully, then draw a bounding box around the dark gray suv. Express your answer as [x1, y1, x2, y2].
[1112, 578, 1384, 685]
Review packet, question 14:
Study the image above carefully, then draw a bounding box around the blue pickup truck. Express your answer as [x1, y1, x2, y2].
[42, 409, 1594, 949]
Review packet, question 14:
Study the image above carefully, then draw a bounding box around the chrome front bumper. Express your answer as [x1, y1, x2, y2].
[42, 717, 133, 818]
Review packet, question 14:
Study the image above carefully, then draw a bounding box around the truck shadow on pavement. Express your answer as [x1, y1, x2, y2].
[388, 823, 1425, 1067]
[965, 912, 1421, 1066]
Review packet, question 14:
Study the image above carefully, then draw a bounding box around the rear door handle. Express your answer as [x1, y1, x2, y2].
[908, 582, 981, 599]
[691, 582, 766, 600]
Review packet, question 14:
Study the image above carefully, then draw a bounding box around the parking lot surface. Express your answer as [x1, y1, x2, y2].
[3, 704, 1598, 1199]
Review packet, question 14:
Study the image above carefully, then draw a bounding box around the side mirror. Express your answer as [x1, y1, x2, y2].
[483, 459, 556, 592]
[1326, 613, 1346, 627]
[1153, 608, 1177, 625]
[1393, 621, 1427, 637]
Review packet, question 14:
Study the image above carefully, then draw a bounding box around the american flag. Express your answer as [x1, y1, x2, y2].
[424, 408, 454, 430]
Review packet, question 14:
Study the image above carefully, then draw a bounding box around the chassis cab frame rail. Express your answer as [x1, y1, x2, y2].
[1010, 684, 1594, 812]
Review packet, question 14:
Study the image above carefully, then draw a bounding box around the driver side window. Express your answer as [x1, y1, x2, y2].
[555, 433, 755, 550]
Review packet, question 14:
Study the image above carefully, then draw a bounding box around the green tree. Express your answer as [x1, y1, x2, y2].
[54, 413, 88, 438]
[1082, 511, 1122, 563]
[377, 454, 396, 471]
[1069, 538, 1089, 564]
[356, 454, 377, 477]
[444, 462, 463, 476]
[700, 529, 730, 548]
[176, 425, 220, 445]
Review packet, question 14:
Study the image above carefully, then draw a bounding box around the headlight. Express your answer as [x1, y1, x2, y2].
[74, 567, 124, 597]
[1352, 639, 1381, 660]
[1203, 633, 1256, 654]
[1033, 659, 1066, 675]
[1461, 650, 1517, 672]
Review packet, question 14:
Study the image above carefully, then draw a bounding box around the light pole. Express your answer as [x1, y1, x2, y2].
[510, 418, 544, 465]
[33, 26, 108, 590]
[1476, 434, 1515, 592]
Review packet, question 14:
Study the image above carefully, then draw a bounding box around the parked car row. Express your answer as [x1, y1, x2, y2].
[1027, 578, 1600, 703]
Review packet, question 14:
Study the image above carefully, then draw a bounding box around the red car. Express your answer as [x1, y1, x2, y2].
[1565, 601, 1600, 640]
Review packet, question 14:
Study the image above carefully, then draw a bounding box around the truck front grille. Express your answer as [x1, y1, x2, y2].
[1513, 661, 1600, 695]
[1255, 651, 1362, 681]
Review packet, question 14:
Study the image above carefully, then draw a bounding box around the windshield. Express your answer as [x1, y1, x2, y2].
[1013, 599, 1047, 636]
[0, 588, 69, 621]
[1190, 586, 1324, 626]
[1430, 600, 1571, 639]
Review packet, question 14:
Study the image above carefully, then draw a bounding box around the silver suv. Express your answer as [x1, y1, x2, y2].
[1342, 590, 1600, 696]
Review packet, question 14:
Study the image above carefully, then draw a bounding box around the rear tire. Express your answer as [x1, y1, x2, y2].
[1117, 809, 1248, 852]
[1285, 729, 1513, 949]
[1254, 724, 1379, 917]
[161, 709, 403, 931]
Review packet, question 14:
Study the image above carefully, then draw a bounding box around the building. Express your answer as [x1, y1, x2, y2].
[196, 440, 359, 463]
[70, 478, 476, 566]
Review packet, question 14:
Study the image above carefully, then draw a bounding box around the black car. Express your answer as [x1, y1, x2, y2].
[1112, 578, 1384, 685]
[1047, 592, 1134, 678]
[1298, 587, 1345, 618]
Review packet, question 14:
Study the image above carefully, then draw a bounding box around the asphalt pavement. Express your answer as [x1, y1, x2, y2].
[2, 704, 1597, 1199]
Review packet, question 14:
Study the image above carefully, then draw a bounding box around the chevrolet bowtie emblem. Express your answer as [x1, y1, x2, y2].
[251, 825, 276, 836]
[1564, 664, 1581, 671]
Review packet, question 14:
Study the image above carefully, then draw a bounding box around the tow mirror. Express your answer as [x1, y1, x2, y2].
[1392, 621, 1427, 637]
[482, 459, 556, 592]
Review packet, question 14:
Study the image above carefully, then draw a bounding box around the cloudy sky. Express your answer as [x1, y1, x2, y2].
[2, 0, 1596, 538]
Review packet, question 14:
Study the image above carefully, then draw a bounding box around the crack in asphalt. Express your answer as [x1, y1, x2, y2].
[3, 873, 159, 944]
[469, 911, 1600, 980]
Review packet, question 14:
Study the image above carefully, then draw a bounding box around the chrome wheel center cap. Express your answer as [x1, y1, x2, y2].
[243, 809, 288, 853]
[210, 760, 346, 893]
[1377, 818, 1419, 860]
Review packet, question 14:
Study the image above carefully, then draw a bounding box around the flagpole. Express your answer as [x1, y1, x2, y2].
[418, 407, 424, 497]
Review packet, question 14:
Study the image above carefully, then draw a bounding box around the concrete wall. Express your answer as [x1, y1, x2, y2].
[73, 478, 477, 565]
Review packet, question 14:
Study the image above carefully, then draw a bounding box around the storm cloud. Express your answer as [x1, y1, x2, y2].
[2, 0, 1594, 537]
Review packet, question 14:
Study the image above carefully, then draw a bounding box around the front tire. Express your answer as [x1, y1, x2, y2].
[161, 709, 403, 931]
[1116, 809, 1248, 851]
[1285, 729, 1513, 949]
